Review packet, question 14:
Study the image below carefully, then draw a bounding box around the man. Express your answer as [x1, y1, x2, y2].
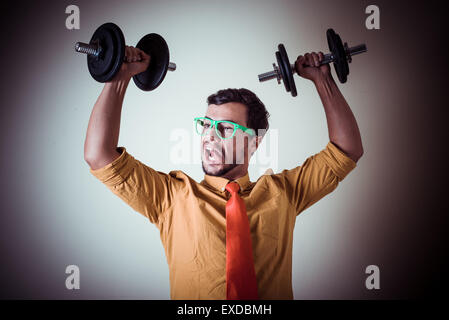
[84, 45, 363, 300]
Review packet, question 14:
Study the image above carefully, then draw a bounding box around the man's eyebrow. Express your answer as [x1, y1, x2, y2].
[205, 116, 239, 123]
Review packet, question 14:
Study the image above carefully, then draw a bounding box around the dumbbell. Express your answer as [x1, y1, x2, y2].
[258, 28, 367, 97]
[75, 22, 176, 91]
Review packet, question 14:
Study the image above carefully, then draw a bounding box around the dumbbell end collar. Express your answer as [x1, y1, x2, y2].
[75, 41, 102, 58]
[258, 63, 281, 83]
[346, 43, 367, 63]
[168, 62, 176, 71]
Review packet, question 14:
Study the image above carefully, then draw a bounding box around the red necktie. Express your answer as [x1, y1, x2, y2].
[225, 182, 258, 300]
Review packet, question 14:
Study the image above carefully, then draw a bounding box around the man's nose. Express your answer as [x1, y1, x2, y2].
[205, 125, 219, 141]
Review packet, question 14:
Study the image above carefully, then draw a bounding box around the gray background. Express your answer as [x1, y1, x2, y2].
[0, 0, 447, 299]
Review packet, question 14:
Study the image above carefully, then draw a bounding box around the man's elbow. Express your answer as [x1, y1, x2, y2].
[331, 140, 364, 163]
[84, 150, 105, 170]
[351, 147, 364, 163]
[84, 153, 99, 169]
[84, 149, 121, 170]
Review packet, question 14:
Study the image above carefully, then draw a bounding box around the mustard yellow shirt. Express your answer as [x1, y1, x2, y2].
[90, 141, 356, 299]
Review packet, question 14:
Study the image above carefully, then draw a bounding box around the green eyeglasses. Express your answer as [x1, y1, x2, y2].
[194, 117, 255, 140]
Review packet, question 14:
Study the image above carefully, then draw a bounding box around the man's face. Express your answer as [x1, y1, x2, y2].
[201, 102, 256, 177]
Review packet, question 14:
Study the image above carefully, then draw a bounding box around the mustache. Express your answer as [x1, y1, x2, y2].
[203, 143, 223, 156]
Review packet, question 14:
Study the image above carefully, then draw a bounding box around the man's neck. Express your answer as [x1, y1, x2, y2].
[219, 165, 248, 181]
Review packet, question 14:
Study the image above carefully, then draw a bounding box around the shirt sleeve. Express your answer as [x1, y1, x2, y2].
[274, 141, 357, 215]
[89, 147, 178, 226]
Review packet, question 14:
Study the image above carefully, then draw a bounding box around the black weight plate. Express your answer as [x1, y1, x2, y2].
[326, 28, 348, 83]
[88, 23, 125, 82]
[335, 33, 349, 82]
[276, 51, 290, 93]
[88, 32, 114, 78]
[133, 33, 169, 91]
[277, 44, 297, 97]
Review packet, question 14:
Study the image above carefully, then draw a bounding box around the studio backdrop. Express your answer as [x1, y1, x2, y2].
[0, 0, 447, 299]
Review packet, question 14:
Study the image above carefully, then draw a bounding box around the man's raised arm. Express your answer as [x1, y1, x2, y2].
[295, 52, 364, 163]
[84, 46, 150, 170]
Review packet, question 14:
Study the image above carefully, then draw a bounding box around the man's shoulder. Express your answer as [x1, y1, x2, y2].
[167, 169, 192, 180]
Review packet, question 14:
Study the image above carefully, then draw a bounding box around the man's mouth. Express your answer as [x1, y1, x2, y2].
[204, 145, 222, 164]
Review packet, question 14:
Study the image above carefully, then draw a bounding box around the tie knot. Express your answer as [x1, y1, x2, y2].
[225, 181, 240, 194]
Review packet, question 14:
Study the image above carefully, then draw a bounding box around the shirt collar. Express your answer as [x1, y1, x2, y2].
[202, 172, 251, 193]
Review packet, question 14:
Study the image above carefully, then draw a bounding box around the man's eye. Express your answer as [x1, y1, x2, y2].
[224, 127, 233, 131]
[204, 124, 210, 128]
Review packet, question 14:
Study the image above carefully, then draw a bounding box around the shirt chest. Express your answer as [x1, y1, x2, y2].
[164, 187, 292, 266]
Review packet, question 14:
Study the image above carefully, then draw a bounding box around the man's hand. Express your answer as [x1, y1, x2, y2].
[295, 51, 331, 83]
[111, 46, 151, 82]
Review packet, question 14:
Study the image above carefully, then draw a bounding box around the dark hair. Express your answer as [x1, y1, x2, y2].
[207, 88, 270, 137]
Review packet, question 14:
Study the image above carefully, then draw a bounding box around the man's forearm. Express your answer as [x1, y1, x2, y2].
[84, 79, 130, 167]
[314, 74, 363, 162]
